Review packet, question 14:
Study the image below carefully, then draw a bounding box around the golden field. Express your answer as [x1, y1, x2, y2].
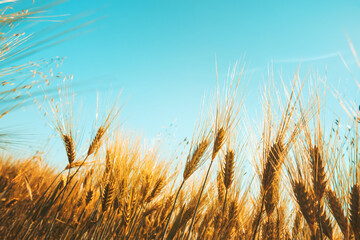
[1, 2, 360, 240]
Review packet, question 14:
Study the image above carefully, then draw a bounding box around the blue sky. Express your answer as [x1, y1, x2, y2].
[2, 0, 360, 167]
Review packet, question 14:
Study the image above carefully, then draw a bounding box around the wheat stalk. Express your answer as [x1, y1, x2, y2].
[162, 137, 209, 240]
[350, 184, 360, 239]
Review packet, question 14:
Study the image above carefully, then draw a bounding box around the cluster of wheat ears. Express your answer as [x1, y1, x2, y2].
[1, 1, 360, 240]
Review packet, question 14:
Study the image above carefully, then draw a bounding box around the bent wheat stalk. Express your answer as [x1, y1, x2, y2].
[161, 139, 209, 240]
[185, 128, 225, 240]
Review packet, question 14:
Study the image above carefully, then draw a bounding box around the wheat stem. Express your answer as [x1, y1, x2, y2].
[161, 179, 185, 240]
[185, 159, 214, 240]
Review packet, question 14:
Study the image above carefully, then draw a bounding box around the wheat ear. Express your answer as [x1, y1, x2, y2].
[63, 134, 75, 164]
[293, 181, 317, 236]
[327, 190, 349, 239]
[222, 149, 235, 211]
[88, 126, 105, 157]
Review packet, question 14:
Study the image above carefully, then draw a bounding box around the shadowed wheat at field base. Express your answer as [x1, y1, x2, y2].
[1, 1, 360, 240]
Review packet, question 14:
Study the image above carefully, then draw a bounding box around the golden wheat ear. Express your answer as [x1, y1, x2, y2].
[85, 188, 93, 206]
[101, 182, 114, 212]
[87, 126, 105, 157]
[261, 141, 284, 215]
[293, 181, 317, 236]
[162, 112, 211, 240]
[217, 172, 225, 204]
[223, 149, 235, 190]
[145, 177, 165, 203]
[212, 127, 225, 160]
[61, 134, 75, 165]
[309, 146, 327, 201]
[220, 148, 235, 212]
[327, 190, 349, 239]
[185, 63, 245, 240]
[183, 139, 210, 181]
[86, 93, 122, 158]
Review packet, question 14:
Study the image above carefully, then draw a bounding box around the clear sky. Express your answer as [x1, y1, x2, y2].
[2, 0, 360, 167]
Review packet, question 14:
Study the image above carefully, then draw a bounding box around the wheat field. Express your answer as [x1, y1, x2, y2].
[1, 1, 360, 240]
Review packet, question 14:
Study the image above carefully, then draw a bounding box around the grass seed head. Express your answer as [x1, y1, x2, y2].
[88, 126, 105, 157]
[326, 190, 349, 239]
[63, 134, 75, 164]
[102, 182, 114, 212]
[223, 149, 235, 190]
[183, 140, 209, 180]
[217, 173, 225, 204]
[212, 127, 225, 160]
[310, 145, 327, 201]
[146, 177, 165, 203]
[293, 181, 316, 235]
[86, 189, 93, 206]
